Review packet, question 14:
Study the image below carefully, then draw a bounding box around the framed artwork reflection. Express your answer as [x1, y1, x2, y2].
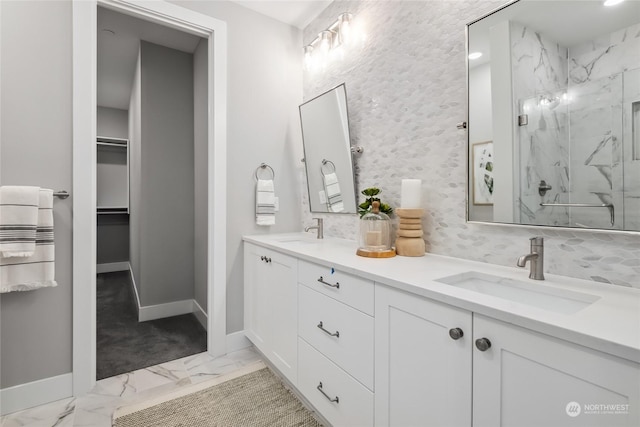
[472, 141, 494, 205]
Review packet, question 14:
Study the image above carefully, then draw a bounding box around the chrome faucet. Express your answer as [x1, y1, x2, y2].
[517, 237, 545, 280]
[305, 218, 324, 239]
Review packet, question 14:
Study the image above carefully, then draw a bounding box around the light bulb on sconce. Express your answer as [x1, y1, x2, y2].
[338, 13, 352, 45]
[319, 30, 332, 54]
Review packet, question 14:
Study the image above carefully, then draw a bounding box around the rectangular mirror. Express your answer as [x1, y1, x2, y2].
[300, 83, 358, 213]
[467, 0, 640, 232]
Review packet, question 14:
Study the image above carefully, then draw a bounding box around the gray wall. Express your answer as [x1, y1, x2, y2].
[97, 106, 129, 264]
[97, 106, 128, 139]
[97, 214, 129, 264]
[302, 0, 640, 288]
[137, 41, 195, 306]
[193, 39, 208, 315]
[0, 0, 73, 388]
[175, 0, 304, 333]
[0, 0, 303, 390]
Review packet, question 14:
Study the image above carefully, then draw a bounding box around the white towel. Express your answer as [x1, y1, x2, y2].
[256, 179, 276, 226]
[1, 188, 58, 292]
[0, 185, 41, 257]
[322, 172, 344, 213]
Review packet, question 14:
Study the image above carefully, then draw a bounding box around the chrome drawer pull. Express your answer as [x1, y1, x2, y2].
[317, 321, 339, 338]
[317, 276, 340, 289]
[317, 382, 339, 403]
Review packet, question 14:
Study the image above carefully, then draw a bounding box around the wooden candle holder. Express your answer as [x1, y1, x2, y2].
[395, 208, 425, 257]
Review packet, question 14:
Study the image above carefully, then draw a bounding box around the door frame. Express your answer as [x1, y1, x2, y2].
[72, 0, 227, 395]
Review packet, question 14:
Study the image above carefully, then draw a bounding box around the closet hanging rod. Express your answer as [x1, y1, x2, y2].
[54, 191, 70, 199]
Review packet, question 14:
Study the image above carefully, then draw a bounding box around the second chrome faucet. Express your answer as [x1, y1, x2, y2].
[517, 237, 545, 280]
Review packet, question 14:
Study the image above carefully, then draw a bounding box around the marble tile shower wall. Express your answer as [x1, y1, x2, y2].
[569, 22, 640, 230]
[510, 21, 570, 227]
[301, 0, 639, 288]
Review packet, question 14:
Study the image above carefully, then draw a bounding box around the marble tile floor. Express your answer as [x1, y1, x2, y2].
[1, 348, 261, 427]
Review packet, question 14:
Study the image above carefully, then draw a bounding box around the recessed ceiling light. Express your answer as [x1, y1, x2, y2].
[468, 52, 483, 60]
[604, 0, 624, 6]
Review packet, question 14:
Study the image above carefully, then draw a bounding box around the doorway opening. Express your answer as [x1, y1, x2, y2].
[95, 6, 208, 379]
[73, 0, 227, 395]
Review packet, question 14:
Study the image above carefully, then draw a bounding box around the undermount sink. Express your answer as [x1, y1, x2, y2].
[275, 236, 319, 244]
[436, 271, 600, 314]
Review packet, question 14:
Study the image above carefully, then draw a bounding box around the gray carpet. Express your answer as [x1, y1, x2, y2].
[97, 271, 207, 380]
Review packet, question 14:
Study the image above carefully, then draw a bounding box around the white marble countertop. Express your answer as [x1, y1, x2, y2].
[244, 232, 640, 363]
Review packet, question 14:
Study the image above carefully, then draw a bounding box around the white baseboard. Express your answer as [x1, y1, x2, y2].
[0, 373, 72, 416]
[193, 299, 208, 331]
[96, 261, 129, 274]
[138, 299, 195, 322]
[226, 331, 251, 353]
[127, 264, 141, 318]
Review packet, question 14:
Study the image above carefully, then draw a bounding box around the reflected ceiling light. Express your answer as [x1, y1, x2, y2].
[302, 12, 364, 73]
[603, 0, 624, 6]
[468, 52, 483, 60]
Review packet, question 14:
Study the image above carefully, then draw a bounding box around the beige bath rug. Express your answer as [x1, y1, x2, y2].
[112, 361, 322, 427]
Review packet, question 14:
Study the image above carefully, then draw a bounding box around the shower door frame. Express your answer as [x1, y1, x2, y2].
[72, 0, 228, 396]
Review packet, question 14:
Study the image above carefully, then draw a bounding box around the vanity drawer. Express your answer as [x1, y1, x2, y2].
[298, 338, 374, 427]
[298, 259, 374, 315]
[298, 284, 374, 390]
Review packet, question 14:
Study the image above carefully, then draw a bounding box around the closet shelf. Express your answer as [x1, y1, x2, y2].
[97, 207, 129, 215]
[97, 136, 128, 146]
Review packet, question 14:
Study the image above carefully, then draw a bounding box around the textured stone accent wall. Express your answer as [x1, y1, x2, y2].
[301, 0, 640, 288]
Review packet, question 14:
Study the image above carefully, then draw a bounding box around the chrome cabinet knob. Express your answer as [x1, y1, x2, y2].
[449, 328, 464, 340]
[475, 338, 492, 351]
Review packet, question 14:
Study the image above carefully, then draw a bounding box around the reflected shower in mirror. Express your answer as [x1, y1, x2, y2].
[300, 84, 358, 213]
[467, 0, 640, 232]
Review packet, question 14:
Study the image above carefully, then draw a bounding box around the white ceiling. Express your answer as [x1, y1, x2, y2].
[98, 1, 329, 110]
[97, 7, 203, 110]
[231, 0, 332, 29]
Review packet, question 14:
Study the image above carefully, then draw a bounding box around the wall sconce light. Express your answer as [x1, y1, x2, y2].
[303, 12, 365, 72]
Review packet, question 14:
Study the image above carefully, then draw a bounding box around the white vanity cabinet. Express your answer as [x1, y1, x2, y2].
[374, 284, 473, 427]
[473, 315, 640, 427]
[375, 285, 640, 427]
[296, 260, 375, 427]
[243, 234, 640, 427]
[243, 242, 298, 384]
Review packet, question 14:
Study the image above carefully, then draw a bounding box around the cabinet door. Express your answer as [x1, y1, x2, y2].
[375, 285, 472, 427]
[473, 315, 640, 427]
[244, 243, 298, 384]
[244, 243, 270, 351]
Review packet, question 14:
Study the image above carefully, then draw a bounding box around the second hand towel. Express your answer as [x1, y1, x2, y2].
[256, 179, 276, 226]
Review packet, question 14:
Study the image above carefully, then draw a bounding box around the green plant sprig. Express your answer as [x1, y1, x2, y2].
[358, 187, 393, 218]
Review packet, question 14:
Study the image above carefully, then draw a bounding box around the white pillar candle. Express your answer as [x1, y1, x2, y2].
[401, 179, 422, 208]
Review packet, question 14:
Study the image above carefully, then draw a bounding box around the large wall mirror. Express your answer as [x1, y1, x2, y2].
[300, 84, 358, 213]
[467, 0, 640, 232]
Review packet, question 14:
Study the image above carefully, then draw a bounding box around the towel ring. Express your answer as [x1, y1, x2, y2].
[255, 163, 275, 180]
[321, 159, 336, 175]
